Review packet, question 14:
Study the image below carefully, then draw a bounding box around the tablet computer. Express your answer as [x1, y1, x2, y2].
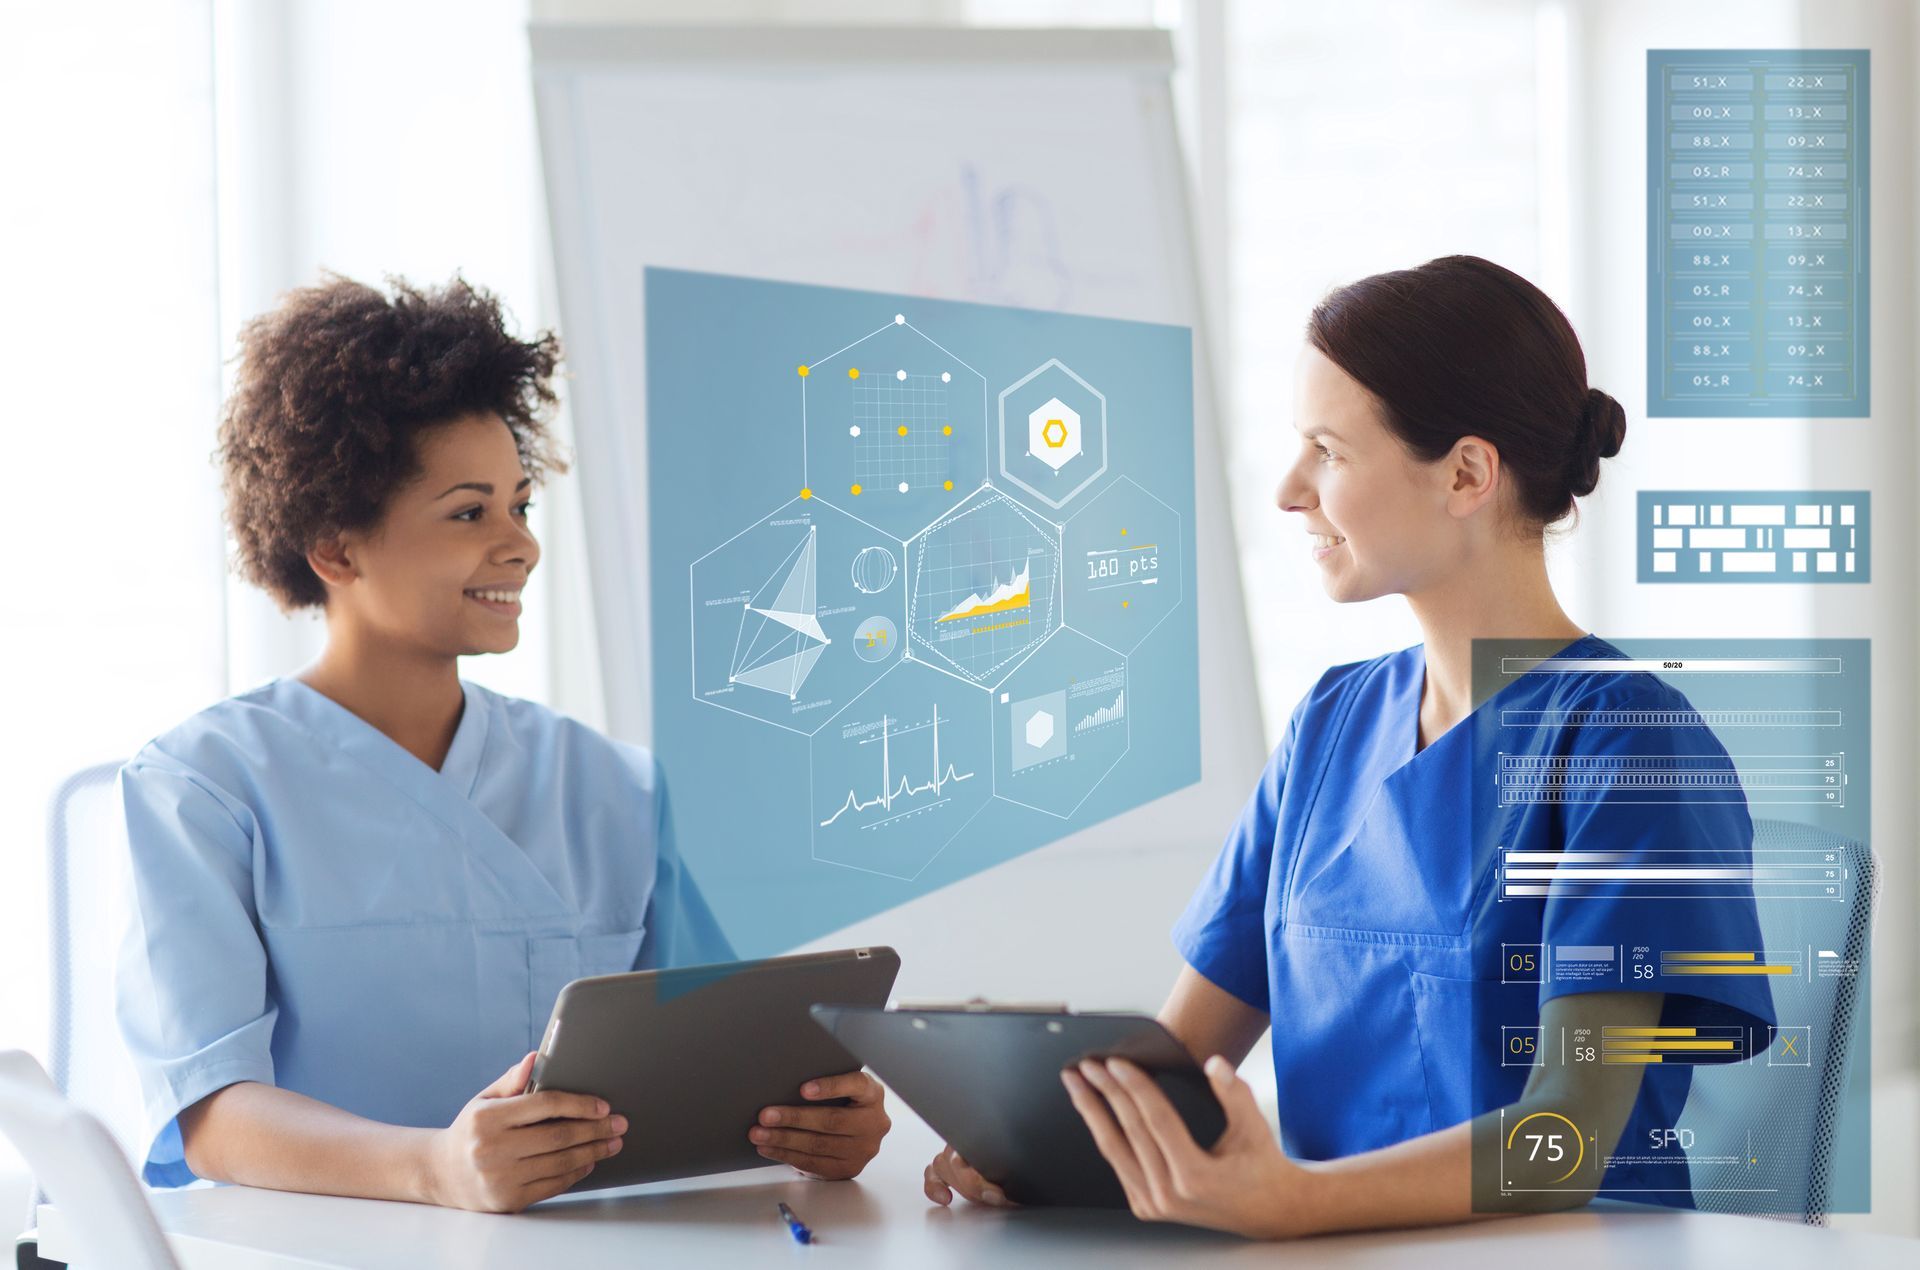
[811, 1004, 1226, 1208]
[528, 946, 899, 1190]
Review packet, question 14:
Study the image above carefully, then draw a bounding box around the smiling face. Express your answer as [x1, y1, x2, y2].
[1277, 344, 1493, 604]
[311, 412, 540, 656]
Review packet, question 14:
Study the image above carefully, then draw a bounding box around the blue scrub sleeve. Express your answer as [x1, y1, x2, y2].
[635, 756, 737, 971]
[1539, 714, 1777, 1034]
[116, 757, 278, 1187]
[1170, 716, 1297, 1012]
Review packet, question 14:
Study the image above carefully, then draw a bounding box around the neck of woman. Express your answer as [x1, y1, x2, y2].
[1404, 537, 1584, 750]
[297, 617, 466, 771]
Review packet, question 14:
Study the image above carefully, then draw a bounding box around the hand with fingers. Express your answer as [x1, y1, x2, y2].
[422, 1051, 627, 1213]
[749, 1070, 891, 1179]
[923, 1143, 1016, 1208]
[1061, 1053, 1320, 1240]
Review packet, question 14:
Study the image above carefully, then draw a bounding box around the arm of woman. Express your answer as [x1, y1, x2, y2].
[1064, 989, 1660, 1239]
[180, 1052, 626, 1213]
[1157, 964, 1272, 1069]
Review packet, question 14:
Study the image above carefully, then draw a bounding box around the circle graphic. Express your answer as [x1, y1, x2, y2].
[851, 545, 898, 594]
[853, 616, 898, 663]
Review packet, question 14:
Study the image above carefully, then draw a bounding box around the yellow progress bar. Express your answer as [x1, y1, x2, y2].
[1662, 951, 1757, 961]
[1603, 1039, 1736, 1050]
[1604, 1027, 1698, 1037]
[1663, 965, 1794, 976]
[1603, 1054, 1664, 1063]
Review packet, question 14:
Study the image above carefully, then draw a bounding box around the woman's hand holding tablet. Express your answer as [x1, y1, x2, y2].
[423, 1051, 629, 1213]
[750, 1071, 891, 1179]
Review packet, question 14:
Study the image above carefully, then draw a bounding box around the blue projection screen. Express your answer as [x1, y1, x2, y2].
[645, 269, 1200, 956]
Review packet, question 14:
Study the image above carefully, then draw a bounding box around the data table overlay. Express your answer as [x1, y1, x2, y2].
[1637, 490, 1870, 583]
[1647, 50, 1869, 418]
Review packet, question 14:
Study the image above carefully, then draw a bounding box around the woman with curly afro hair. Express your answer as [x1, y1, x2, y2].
[115, 276, 890, 1212]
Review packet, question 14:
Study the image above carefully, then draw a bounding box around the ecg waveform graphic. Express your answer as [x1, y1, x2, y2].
[818, 704, 977, 829]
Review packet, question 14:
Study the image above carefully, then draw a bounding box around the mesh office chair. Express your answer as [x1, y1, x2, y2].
[1682, 818, 1878, 1225]
[17, 762, 153, 1266]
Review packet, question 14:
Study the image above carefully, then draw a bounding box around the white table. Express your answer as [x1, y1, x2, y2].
[36, 1107, 1918, 1268]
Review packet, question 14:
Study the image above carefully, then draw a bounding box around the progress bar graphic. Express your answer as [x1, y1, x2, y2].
[1602, 1025, 1747, 1065]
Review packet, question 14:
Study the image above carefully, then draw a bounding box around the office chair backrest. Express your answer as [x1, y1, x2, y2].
[38, 763, 151, 1207]
[1681, 818, 1877, 1225]
[0, 1050, 178, 1270]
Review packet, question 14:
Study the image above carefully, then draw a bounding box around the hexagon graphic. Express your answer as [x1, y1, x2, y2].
[1028, 397, 1082, 471]
[690, 496, 906, 736]
[810, 658, 993, 880]
[906, 485, 1062, 689]
[991, 628, 1130, 819]
[801, 315, 989, 539]
[1024, 704, 1057, 750]
[998, 358, 1108, 509]
[1062, 475, 1184, 655]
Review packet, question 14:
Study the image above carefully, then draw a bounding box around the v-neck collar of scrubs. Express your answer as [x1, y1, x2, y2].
[1398, 634, 1605, 765]
[271, 677, 566, 913]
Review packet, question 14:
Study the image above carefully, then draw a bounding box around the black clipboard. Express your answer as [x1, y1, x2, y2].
[811, 1004, 1226, 1208]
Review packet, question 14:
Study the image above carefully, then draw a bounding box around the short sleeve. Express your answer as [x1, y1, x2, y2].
[1169, 714, 1297, 1012]
[635, 756, 737, 971]
[1538, 708, 1777, 1034]
[115, 756, 278, 1187]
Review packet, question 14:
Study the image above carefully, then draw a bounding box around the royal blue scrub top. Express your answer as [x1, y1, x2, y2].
[1173, 637, 1775, 1203]
[116, 678, 734, 1187]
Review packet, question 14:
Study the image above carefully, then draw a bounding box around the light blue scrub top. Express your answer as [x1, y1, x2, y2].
[116, 678, 733, 1187]
[1174, 638, 1775, 1203]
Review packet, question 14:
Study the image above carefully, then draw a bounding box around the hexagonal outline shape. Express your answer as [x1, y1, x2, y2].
[1060, 474, 1186, 655]
[986, 626, 1133, 821]
[902, 482, 1065, 692]
[1029, 397, 1082, 470]
[806, 658, 995, 881]
[997, 358, 1108, 509]
[688, 493, 908, 738]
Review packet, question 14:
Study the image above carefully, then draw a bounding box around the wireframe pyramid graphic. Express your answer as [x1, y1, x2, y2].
[731, 528, 829, 699]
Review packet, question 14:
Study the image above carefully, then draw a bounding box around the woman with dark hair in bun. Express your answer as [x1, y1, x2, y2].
[926, 256, 1773, 1237]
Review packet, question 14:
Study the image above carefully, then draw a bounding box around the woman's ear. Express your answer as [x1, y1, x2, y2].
[305, 535, 358, 591]
[1444, 436, 1502, 520]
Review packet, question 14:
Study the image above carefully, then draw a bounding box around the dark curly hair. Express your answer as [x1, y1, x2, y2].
[216, 274, 566, 610]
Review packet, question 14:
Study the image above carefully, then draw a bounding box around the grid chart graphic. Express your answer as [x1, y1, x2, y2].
[852, 373, 953, 493]
[1637, 490, 1869, 582]
[1647, 50, 1869, 417]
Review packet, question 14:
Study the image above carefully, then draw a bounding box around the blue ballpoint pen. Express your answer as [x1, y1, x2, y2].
[777, 1201, 813, 1245]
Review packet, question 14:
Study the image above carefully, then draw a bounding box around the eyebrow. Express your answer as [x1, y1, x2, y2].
[1299, 425, 1346, 443]
[435, 477, 533, 499]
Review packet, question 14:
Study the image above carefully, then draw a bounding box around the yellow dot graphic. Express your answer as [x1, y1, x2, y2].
[848, 367, 861, 379]
[1120, 527, 1129, 536]
[897, 425, 909, 437]
[942, 425, 952, 436]
[943, 480, 954, 491]
[850, 483, 863, 496]
[1121, 599, 1130, 609]
[796, 365, 809, 377]
[799, 487, 812, 500]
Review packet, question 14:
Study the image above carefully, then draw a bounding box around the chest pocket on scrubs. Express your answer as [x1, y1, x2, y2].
[528, 926, 647, 1028]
